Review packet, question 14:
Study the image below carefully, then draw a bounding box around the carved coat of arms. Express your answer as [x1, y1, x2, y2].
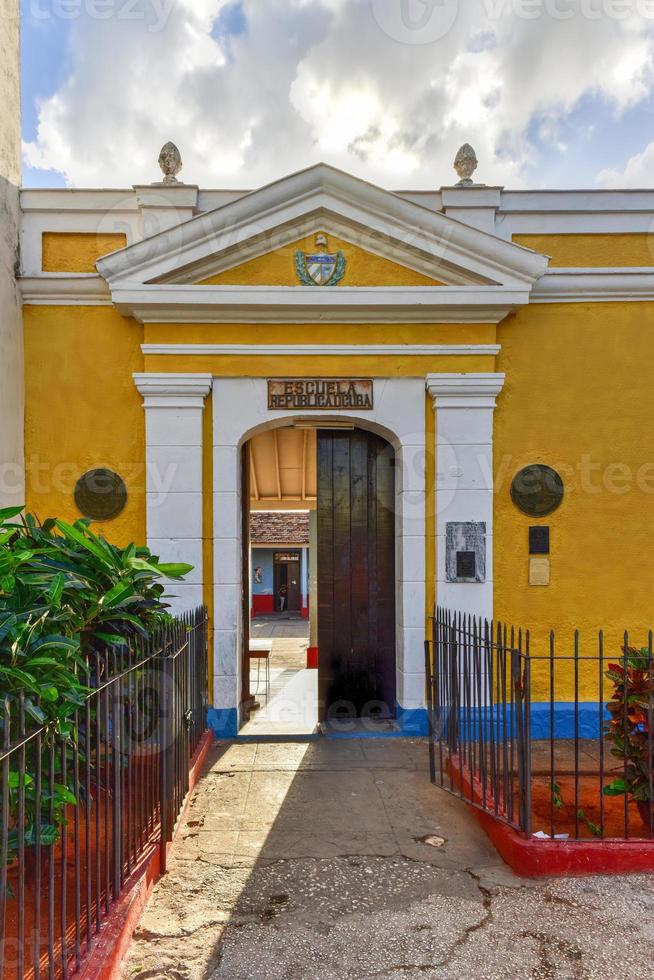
[295, 234, 346, 286]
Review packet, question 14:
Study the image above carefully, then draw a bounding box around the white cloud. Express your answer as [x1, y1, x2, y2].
[598, 139, 654, 186]
[22, 0, 654, 188]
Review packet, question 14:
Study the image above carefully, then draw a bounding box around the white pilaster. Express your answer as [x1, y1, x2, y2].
[426, 373, 505, 622]
[133, 372, 212, 615]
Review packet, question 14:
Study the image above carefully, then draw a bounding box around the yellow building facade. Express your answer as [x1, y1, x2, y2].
[18, 162, 654, 735]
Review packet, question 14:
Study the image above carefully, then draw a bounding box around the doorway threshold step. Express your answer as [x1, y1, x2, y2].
[233, 732, 321, 744]
[320, 719, 403, 739]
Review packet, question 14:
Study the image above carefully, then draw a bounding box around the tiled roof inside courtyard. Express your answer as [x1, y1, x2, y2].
[250, 510, 310, 544]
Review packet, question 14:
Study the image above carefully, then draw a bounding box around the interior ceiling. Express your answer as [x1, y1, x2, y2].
[249, 428, 317, 511]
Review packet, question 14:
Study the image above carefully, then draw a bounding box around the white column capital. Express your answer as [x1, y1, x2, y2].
[133, 372, 213, 409]
[426, 373, 505, 410]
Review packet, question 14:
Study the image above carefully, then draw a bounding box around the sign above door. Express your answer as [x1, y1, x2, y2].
[267, 379, 373, 411]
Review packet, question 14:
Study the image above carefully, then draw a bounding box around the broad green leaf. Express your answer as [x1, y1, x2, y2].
[94, 632, 129, 646]
[127, 557, 165, 575]
[25, 656, 61, 667]
[100, 581, 134, 608]
[53, 784, 77, 805]
[32, 637, 80, 654]
[0, 506, 24, 522]
[24, 700, 46, 725]
[54, 520, 114, 566]
[603, 779, 628, 796]
[156, 562, 193, 579]
[47, 572, 65, 606]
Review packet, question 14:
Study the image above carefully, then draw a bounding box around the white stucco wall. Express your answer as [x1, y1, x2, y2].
[0, 0, 23, 507]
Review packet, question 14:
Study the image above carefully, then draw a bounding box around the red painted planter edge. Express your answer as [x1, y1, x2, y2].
[449, 754, 654, 878]
[78, 728, 214, 979]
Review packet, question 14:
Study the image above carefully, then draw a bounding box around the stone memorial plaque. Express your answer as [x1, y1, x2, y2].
[446, 522, 486, 583]
[74, 468, 127, 521]
[529, 526, 550, 555]
[456, 551, 476, 579]
[511, 465, 564, 517]
[529, 557, 551, 587]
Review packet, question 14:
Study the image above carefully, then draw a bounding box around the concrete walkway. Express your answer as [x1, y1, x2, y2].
[123, 739, 654, 980]
[241, 625, 317, 737]
[250, 615, 310, 640]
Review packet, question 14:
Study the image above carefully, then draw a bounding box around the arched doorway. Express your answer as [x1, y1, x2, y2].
[317, 428, 396, 723]
[209, 376, 426, 739]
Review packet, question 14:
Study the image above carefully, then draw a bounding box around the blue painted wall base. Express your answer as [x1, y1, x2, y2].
[207, 707, 238, 739]
[208, 703, 604, 741]
[396, 705, 429, 736]
[443, 702, 610, 742]
[530, 702, 609, 740]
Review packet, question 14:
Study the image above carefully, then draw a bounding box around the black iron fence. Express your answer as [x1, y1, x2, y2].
[425, 607, 654, 843]
[0, 607, 209, 980]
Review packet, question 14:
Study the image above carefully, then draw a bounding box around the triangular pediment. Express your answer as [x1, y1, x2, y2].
[193, 230, 446, 288]
[97, 164, 548, 290]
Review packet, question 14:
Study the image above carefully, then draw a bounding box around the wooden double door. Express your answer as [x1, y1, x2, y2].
[317, 429, 396, 721]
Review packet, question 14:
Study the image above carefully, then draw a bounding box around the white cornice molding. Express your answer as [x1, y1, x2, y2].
[426, 372, 506, 409]
[112, 284, 530, 324]
[531, 268, 654, 303]
[24, 267, 654, 315]
[19, 274, 111, 305]
[133, 372, 213, 409]
[141, 342, 501, 357]
[96, 164, 549, 290]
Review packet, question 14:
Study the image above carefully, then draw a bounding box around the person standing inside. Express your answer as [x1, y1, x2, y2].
[278, 583, 288, 612]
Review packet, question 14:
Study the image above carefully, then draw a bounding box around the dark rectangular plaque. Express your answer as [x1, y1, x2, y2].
[456, 551, 476, 579]
[268, 378, 373, 410]
[529, 526, 550, 555]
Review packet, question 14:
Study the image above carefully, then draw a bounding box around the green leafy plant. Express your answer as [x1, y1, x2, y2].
[551, 782, 564, 810]
[603, 645, 654, 827]
[0, 507, 193, 868]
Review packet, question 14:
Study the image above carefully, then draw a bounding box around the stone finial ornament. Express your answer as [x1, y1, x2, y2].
[158, 141, 183, 184]
[453, 143, 478, 186]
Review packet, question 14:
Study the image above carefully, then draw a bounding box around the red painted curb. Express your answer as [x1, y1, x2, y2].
[78, 729, 214, 979]
[449, 756, 654, 878]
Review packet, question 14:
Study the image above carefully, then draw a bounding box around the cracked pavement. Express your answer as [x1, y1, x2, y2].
[122, 739, 654, 980]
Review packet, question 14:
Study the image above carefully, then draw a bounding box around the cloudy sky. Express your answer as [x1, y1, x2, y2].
[20, 0, 654, 190]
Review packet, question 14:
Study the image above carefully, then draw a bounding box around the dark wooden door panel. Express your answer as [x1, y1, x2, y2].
[286, 560, 301, 611]
[317, 429, 396, 720]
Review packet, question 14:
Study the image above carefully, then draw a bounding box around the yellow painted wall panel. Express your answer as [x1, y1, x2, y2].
[495, 302, 654, 699]
[42, 232, 127, 272]
[512, 233, 654, 268]
[144, 322, 497, 346]
[197, 233, 443, 286]
[23, 306, 145, 547]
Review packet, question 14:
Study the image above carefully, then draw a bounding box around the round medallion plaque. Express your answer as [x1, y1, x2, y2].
[74, 469, 127, 521]
[510, 465, 564, 518]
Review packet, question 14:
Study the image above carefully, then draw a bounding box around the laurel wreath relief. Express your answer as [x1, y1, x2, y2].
[294, 249, 346, 286]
